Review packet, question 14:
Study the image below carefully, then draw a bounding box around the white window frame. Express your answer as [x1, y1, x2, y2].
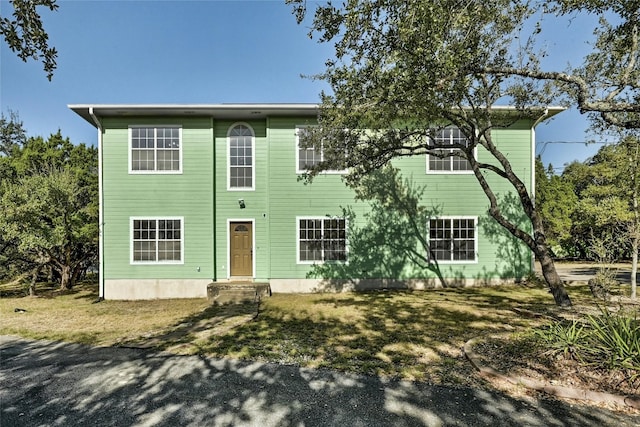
[128, 125, 182, 174]
[227, 122, 255, 191]
[427, 216, 478, 264]
[296, 216, 348, 264]
[130, 217, 184, 265]
[295, 126, 347, 174]
[425, 127, 475, 174]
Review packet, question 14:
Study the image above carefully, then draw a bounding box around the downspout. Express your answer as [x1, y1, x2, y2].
[89, 107, 105, 299]
[266, 117, 271, 282]
[531, 108, 549, 273]
[212, 116, 217, 282]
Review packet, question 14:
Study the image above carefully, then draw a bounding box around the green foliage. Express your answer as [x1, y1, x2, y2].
[535, 319, 586, 360]
[584, 308, 640, 381]
[289, 0, 576, 305]
[0, 110, 27, 156]
[1, 169, 96, 253]
[562, 137, 640, 261]
[0, 0, 58, 80]
[0, 113, 98, 290]
[535, 307, 640, 387]
[535, 157, 578, 257]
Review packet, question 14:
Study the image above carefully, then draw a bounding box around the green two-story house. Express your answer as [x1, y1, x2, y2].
[70, 104, 561, 300]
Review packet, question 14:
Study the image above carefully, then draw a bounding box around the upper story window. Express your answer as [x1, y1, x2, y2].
[428, 217, 477, 263]
[129, 126, 182, 173]
[296, 126, 346, 174]
[426, 127, 473, 173]
[228, 124, 254, 190]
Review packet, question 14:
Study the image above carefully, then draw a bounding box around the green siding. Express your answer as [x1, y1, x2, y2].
[213, 120, 270, 280]
[266, 117, 365, 279]
[102, 117, 214, 280]
[101, 113, 535, 287]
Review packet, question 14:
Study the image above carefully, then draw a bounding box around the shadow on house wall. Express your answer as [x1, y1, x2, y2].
[476, 191, 531, 285]
[307, 167, 531, 291]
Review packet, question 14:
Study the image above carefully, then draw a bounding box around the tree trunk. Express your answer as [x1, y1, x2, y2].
[632, 234, 638, 300]
[29, 265, 43, 297]
[72, 263, 84, 286]
[632, 162, 638, 300]
[466, 133, 572, 307]
[59, 264, 72, 291]
[535, 245, 572, 307]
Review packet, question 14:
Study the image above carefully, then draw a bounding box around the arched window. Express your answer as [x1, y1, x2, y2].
[228, 124, 254, 190]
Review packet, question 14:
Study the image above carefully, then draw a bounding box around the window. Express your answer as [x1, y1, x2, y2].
[228, 124, 254, 189]
[296, 126, 346, 174]
[428, 217, 477, 262]
[130, 126, 181, 173]
[297, 217, 347, 263]
[426, 127, 472, 173]
[131, 218, 183, 263]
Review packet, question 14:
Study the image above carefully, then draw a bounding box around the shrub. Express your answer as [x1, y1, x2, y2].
[534, 319, 586, 361]
[588, 270, 618, 301]
[584, 307, 640, 384]
[535, 306, 640, 388]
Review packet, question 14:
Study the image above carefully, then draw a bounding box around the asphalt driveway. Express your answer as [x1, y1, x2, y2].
[540, 262, 639, 284]
[1, 335, 638, 427]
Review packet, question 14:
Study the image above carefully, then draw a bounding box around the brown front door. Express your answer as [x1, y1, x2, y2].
[230, 222, 253, 277]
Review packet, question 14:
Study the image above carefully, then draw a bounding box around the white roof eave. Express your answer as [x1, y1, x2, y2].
[68, 103, 565, 128]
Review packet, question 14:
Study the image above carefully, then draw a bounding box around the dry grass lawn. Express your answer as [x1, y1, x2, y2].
[0, 283, 210, 346]
[1, 280, 603, 385]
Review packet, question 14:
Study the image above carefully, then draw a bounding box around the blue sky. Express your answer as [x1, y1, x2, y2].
[1, 0, 608, 171]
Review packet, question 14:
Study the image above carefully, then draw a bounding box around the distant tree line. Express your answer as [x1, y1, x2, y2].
[0, 112, 98, 294]
[536, 136, 639, 297]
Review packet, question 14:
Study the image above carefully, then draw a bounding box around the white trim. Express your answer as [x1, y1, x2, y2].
[227, 122, 256, 191]
[427, 215, 479, 264]
[296, 215, 349, 264]
[130, 217, 185, 265]
[295, 125, 347, 175]
[89, 108, 105, 299]
[226, 218, 256, 279]
[128, 125, 183, 174]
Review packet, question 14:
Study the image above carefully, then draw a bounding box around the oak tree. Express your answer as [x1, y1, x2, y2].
[0, 117, 98, 292]
[0, 0, 58, 80]
[288, 0, 576, 305]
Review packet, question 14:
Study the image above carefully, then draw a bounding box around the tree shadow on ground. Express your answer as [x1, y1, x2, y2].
[117, 302, 260, 352]
[2, 318, 638, 426]
[192, 284, 620, 395]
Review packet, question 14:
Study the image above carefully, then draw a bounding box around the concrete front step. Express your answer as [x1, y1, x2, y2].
[207, 282, 271, 305]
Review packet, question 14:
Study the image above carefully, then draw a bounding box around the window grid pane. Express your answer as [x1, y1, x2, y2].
[296, 127, 346, 172]
[428, 127, 472, 171]
[299, 147, 322, 170]
[299, 219, 323, 262]
[133, 219, 182, 263]
[299, 218, 347, 262]
[131, 127, 180, 172]
[229, 126, 253, 188]
[429, 218, 475, 262]
[132, 149, 155, 171]
[133, 220, 157, 261]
